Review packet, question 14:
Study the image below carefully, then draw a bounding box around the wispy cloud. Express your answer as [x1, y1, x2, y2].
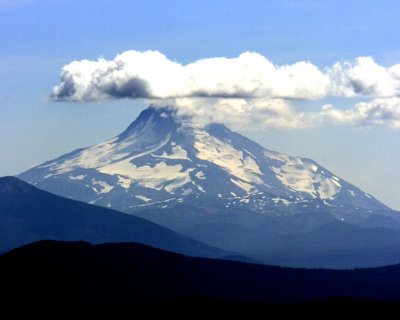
[171, 97, 400, 131]
[321, 98, 400, 129]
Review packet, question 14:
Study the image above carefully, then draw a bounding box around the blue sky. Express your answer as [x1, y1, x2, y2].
[1, 0, 400, 209]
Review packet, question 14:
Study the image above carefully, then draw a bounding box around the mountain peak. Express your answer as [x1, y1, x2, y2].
[121, 105, 232, 136]
[117, 106, 180, 141]
[18, 105, 389, 224]
[132, 105, 178, 124]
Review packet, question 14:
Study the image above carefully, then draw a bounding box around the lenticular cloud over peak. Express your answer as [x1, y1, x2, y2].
[49, 50, 400, 130]
[50, 50, 400, 102]
[50, 50, 330, 101]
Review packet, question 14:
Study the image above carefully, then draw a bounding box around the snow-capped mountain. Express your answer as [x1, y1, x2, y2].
[17, 106, 400, 268]
[19, 106, 388, 219]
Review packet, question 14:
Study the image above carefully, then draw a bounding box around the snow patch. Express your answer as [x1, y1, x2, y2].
[51, 135, 170, 176]
[318, 178, 340, 200]
[230, 178, 256, 194]
[69, 174, 86, 180]
[272, 197, 291, 205]
[182, 188, 193, 196]
[195, 171, 206, 179]
[117, 176, 132, 189]
[91, 179, 114, 194]
[38, 161, 58, 169]
[273, 157, 341, 200]
[243, 149, 256, 159]
[155, 145, 190, 161]
[89, 197, 103, 204]
[44, 173, 56, 179]
[264, 150, 290, 162]
[135, 195, 151, 202]
[99, 159, 194, 193]
[196, 184, 206, 193]
[331, 178, 342, 187]
[194, 131, 262, 184]
[129, 197, 176, 208]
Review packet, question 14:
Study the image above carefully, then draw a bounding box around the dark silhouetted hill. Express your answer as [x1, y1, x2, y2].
[2, 240, 400, 318]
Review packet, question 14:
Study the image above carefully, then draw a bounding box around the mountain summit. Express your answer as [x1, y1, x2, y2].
[19, 106, 387, 216]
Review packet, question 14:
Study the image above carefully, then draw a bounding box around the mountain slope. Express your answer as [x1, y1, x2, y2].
[0, 176, 231, 259]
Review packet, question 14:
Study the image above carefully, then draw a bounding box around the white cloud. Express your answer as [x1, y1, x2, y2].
[164, 97, 400, 131]
[50, 50, 329, 101]
[51, 51, 400, 102]
[328, 57, 400, 98]
[49, 50, 400, 130]
[321, 98, 400, 129]
[173, 98, 315, 130]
